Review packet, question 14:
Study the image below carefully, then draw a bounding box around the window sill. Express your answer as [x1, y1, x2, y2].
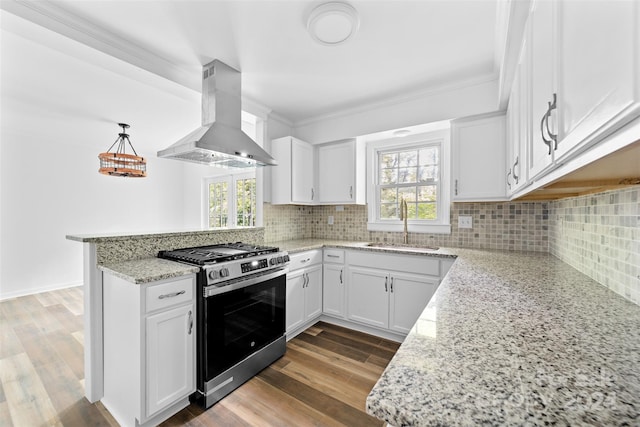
[367, 222, 451, 234]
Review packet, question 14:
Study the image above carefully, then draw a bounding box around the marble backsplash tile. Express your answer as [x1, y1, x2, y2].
[549, 186, 640, 305]
[309, 202, 549, 252]
[264, 201, 549, 252]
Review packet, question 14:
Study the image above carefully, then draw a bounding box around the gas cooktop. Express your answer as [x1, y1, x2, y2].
[158, 242, 279, 266]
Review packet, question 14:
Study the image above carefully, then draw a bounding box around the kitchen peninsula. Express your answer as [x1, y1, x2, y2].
[67, 231, 640, 426]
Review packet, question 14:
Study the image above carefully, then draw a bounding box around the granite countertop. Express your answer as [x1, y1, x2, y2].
[66, 227, 264, 243]
[268, 238, 458, 259]
[98, 258, 199, 284]
[365, 249, 640, 426]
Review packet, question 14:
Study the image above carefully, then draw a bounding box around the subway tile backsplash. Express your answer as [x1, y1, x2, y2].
[549, 187, 640, 306]
[264, 185, 640, 306]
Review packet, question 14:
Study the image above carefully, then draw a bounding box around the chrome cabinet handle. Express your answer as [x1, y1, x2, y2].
[327, 254, 340, 258]
[303, 273, 307, 288]
[454, 179, 458, 196]
[311, 188, 314, 200]
[390, 277, 394, 293]
[339, 268, 343, 284]
[540, 93, 558, 154]
[513, 156, 519, 184]
[384, 276, 388, 292]
[300, 258, 311, 263]
[188, 310, 193, 335]
[158, 290, 185, 299]
[349, 185, 353, 199]
[507, 169, 512, 189]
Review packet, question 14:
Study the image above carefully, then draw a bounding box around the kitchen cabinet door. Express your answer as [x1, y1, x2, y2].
[285, 269, 306, 335]
[318, 139, 365, 204]
[451, 114, 507, 201]
[323, 263, 345, 318]
[528, 0, 557, 180]
[271, 136, 316, 205]
[347, 266, 388, 329]
[506, 42, 530, 195]
[388, 273, 437, 334]
[291, 138, 315, 203]
[304, 265, 323, 321]
[556, 0, 640, 160]
[146, 303, 194, 419]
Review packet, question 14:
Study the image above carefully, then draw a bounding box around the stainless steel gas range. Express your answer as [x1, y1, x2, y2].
[158, 242, 290, 408]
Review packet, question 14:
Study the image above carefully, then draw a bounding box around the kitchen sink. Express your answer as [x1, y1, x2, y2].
[365, 242, 440, 252]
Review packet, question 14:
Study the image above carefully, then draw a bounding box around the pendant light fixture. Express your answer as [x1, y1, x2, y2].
[98, 123, 147, 177]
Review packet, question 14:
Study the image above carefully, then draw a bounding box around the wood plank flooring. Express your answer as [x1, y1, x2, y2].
[0, 287, 399, 426]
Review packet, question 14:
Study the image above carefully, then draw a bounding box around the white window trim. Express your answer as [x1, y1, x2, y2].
[202, 171, 256, 229]
[366, 129, 451, 234]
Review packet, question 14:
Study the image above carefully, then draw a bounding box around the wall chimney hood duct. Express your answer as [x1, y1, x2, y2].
[157, 60, 277, 168]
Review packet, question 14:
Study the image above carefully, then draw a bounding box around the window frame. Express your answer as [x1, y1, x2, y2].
[203, 172, 256, 229]
[366, 129, 451, 234]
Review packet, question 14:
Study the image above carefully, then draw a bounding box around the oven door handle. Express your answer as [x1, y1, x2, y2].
[203, 267, 288, 298]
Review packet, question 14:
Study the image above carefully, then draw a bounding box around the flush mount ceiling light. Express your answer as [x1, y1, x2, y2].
[98, 123, 147, 178]
[307, 2, 360, 46]
[392, 129, 412, 138]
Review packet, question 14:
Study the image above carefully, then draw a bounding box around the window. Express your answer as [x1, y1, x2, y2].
[205, 173, 256, 228]
[367, 129, 451, 234]
[202, 110, 264, 229]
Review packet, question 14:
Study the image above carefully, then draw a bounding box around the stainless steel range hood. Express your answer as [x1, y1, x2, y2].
[158, 60, 277, 168]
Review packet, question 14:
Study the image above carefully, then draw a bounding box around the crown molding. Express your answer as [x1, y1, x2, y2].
[1, 0, 200, 93]
[293, 73, 499, 128]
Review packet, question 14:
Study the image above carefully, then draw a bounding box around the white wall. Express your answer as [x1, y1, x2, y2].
[293, 78, 500, 144]
[0, 13, 201, 298]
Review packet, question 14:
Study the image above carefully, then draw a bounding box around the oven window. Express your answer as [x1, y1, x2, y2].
[203, 275, 285, 379]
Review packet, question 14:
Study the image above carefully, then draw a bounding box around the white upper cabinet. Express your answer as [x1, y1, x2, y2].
[271, 136, 316, 204]
[555, 0, 640, 160]
[451, 113, 507, 201]
[506, 52, 529, 195]
[527, 0, 557, 180]
[318, 139, 366, 204]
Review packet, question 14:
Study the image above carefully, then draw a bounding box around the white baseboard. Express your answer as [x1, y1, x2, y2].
[0, 281, 82, 301]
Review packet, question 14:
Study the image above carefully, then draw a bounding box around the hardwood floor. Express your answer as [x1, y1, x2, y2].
[0, 287, 399, 426]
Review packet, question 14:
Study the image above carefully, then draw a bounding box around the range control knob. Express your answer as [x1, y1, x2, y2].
[208, 270, 218, 280]
[270, 258, 277, 266]
[219, 267, 230, 278]
[283, 255, 290, 262]
[277, 256, 283, 264]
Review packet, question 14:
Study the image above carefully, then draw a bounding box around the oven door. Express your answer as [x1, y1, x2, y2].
[201, 268, 286, 383]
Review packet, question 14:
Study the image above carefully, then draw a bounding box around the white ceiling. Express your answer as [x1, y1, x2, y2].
[1, 0, 502, 125]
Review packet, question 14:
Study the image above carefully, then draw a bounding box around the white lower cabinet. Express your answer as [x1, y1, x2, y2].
[345, 251, 444, 335]
[322, 249, 346, 318]
[347, 267, 438, 334]
[286, 250, 322, 337]
[388, 273, 439, 334]
[102, 273, 196, 427]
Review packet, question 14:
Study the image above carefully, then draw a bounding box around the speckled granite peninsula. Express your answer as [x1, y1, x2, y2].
[366, 249, 640, 426]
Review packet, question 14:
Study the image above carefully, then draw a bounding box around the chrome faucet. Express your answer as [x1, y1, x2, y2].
[399, 198, 408, 244]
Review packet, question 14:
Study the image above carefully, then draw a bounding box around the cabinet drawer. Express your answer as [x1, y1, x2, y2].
[323, 249, 344, 264]
[146, 276, 194, 313]
[347, 251, 440, 277]
[289, 250, 322, 270]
